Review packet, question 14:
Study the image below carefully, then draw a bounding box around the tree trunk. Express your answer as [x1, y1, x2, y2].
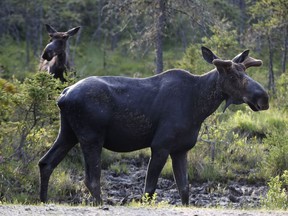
[238, 0, 246, 46]
[25, 20, 30, 67]
[110, 17, 120, 51]
[177, 23, 188, 52]
[282, 26, 288, 73]
[91, 0, 104, 45]
[103, 35, 107, 69]
[268, 35, 275, 94]
[32, 0, 41, 57]
[155, 0, 166, 74]
[71, 28, 82, 69]
[39, 3, 43, 57]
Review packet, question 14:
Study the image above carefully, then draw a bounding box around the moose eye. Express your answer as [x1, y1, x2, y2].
[229, 75, 235, 81]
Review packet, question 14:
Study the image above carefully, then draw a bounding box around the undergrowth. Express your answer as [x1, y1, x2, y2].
[261, 170, 288, 210]
[1, 41, 288, 207]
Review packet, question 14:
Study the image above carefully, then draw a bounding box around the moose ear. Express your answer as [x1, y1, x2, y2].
[232, 49, 262, 69]
[232, 50, 249, 63]
[201, 46, 219, 64]
[45, 24, 57, 34]
[66, 26, 81, 37]
[212, 59, 232, 73]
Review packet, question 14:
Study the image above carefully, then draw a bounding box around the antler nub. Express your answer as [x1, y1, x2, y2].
[242, 56, 263, 69]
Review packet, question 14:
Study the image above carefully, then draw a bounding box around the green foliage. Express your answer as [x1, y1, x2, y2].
[276, 73, 288, 110]
[202, 20, 239, 57]
[75, 43, 156, 78]
[176, 20, 240, 76]
[187, 142, 222, 182]
[223, 106, 288, 179]
[184, 104, 288, 183]
[250, 0, 288, 33]
[141, 193, 157, 206]
[0, 79, 16, 123]
[161, 157, 174, 180]
[48, 169, 82, 202]
[0, 36, 31, 80]
[0, 72, 72, 203]
[101, 150, 122, 170]
[261, 170, 288, 210]
[262, 131, 288, 178]
[176, 44, 213, 75]
[109, 162, 129, 176]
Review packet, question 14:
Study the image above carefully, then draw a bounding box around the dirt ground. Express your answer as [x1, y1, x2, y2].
[1, 204, 288, 216]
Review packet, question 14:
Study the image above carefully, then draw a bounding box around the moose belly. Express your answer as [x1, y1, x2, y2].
[104, 117, 154, 152]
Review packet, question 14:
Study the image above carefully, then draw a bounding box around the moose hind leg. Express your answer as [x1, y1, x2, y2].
[38, 117, 78, 202]
[171, 151, 189, 205]
[80, 138, 103, 205]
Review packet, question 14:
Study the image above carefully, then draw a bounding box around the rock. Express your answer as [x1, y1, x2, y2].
[241, 186, 253, 196]
[106, 198, 117, 206]
[228, 185, 243, 196]
[228, 194, 240, 203]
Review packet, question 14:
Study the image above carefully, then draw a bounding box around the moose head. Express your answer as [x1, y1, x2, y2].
[40, 24, 80, 82]
[201, 46, 269, 112]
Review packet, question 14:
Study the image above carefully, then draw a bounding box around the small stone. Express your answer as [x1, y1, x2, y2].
[25, 207, 31, 211]
[100, 206, 109, 211]
[228, 194, 240, 203]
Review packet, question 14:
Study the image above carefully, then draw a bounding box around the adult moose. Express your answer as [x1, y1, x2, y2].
[39, 24, 80, 82]
[39, 47, 269, 205]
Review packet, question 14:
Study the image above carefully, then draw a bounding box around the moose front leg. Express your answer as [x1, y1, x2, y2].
[144, 148, 169, 199]
[171, 151, 189, 205]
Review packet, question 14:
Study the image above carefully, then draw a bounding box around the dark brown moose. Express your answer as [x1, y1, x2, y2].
[39, 24, 80, 82]
[39, 47, 269, 205]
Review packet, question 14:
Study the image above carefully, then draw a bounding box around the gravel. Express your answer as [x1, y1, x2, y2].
[1, 204, 288, 216]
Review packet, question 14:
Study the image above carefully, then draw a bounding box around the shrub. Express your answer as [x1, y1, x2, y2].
[109, 162, 129, 176]
[261, 170, 288, 210]
[0, 72, 76, 203]
[141, 192, 158, 206]
[261, 131, 288, 178]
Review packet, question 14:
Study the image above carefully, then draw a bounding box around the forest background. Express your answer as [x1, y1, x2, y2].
[0, 0, 288, 208]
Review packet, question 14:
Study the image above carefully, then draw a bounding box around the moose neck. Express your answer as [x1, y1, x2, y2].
[194, 69, 226, 120]
[55, 52, 67, 67]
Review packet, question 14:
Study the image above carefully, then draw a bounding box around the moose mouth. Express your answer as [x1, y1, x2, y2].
[243, 97, 269, 112]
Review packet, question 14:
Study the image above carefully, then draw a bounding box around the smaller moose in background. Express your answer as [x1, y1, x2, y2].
[39, 24, 80, 82]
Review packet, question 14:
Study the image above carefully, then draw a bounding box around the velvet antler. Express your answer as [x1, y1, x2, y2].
[242, 56, 263, 69]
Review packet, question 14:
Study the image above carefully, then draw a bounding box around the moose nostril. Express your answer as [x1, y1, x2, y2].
[42, 51, 53, 61]
[259, 101, 269, 110]
[257, 95, 269, 110]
